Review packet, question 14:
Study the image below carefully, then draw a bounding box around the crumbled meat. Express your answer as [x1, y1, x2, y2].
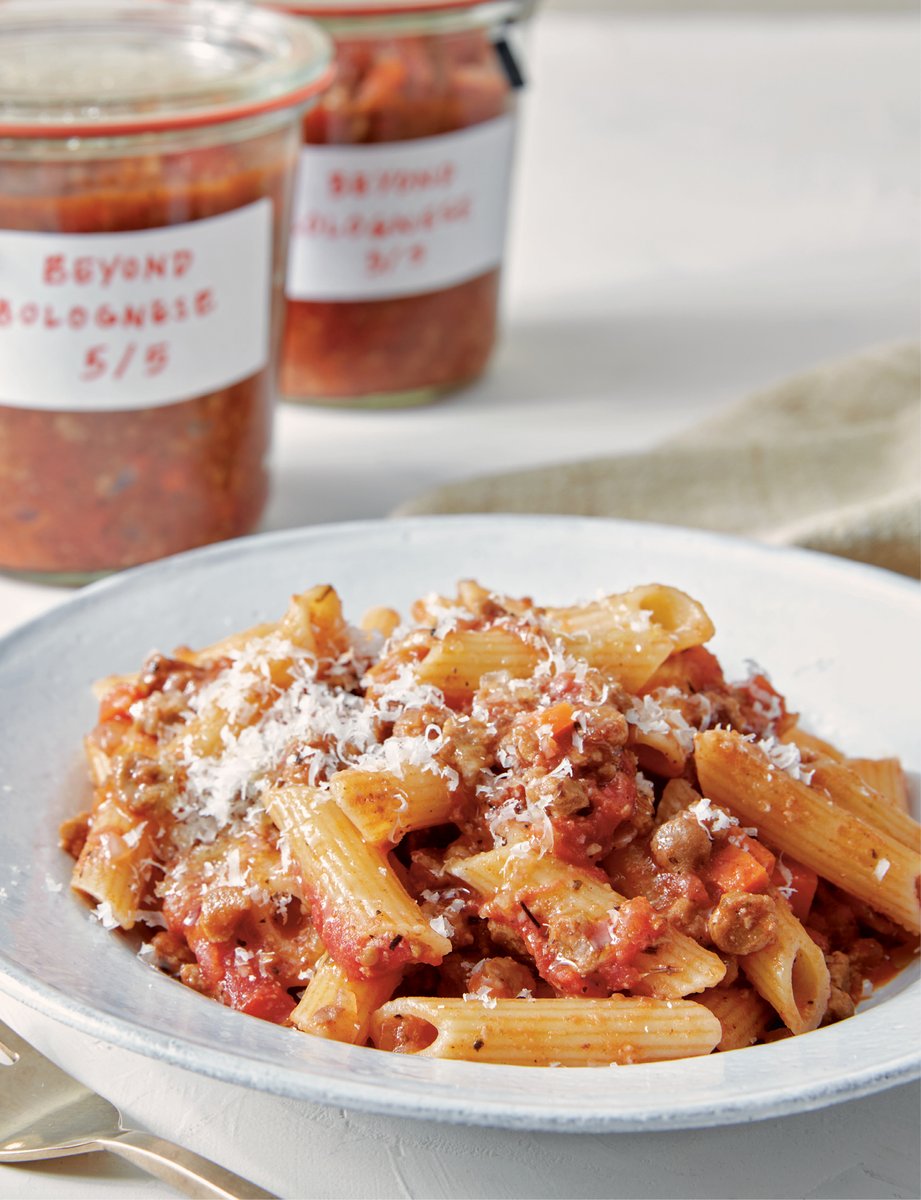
[708, 891, 777, 955]
[650, 813, 711, 873]
[198, 886, 252, 943]
[467, 956, 536, 999]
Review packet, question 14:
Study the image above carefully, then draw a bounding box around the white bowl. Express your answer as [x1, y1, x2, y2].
[0, 516, 917, 1147]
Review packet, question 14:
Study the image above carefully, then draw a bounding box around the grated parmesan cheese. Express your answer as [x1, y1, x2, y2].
[462, 989, 498, 1008]
[625, 690, 696, 752]
[773, 857, 795, 900]
[91, 900, 120, 930]
[688, 795, 737, 837]
[429, 914, 454, 939]
[122, 821, 146, 849]
[755, 736, 814, 784]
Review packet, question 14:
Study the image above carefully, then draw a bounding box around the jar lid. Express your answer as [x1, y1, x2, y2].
[262, 0, 525, 20]
[0, 0, 334, 139]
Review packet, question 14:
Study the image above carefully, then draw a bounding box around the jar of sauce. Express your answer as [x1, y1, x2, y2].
[261, 0, 531, 407]
[0, 0, 332, 582]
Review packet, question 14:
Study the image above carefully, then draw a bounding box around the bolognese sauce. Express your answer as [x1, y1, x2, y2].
[0, 0, 332, 580]
[265, 1, 529, 406]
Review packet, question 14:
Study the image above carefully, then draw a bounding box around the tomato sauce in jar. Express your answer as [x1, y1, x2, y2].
[262, 0, 530, 407]
[0, 0, 332, 581]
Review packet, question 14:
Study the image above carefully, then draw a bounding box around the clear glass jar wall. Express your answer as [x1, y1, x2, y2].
[0, 0, 332, 581]
[264, 1, 529, 407]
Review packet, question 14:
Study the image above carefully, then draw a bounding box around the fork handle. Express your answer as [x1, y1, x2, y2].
[94, 1129, 279, 1199]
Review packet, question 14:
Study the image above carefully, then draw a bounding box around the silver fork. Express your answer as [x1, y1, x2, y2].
[0, 1019, 278, 1198]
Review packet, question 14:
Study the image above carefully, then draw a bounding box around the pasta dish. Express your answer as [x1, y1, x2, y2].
[63, 581, 921, 1065]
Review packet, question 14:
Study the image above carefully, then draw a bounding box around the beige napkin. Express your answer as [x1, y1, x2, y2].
[394, 343, 921, 578]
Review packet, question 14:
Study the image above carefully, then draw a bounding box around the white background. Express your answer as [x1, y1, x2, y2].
[0, 3, 919, 1197]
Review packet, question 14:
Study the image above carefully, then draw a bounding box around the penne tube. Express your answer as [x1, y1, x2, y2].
[266, 784, 451, 978]
[620, 585, 716, 653]
[782, 726, 845, 763]
[278, 584, 351, 664]
[630, 932, 728, 1001]
[695, 729, 921, 935]
[178, 586, 350, 758]
[189, 585, 337, 667]
[808, 760, 919, 852]
[843, 757, 911, 815]
[84, 737, 113, 787]
[181, 585, 338, 669]
[370, 995, 722, 1065]
[71, 796, 157, 930]
[415, 628, 540, 706]
[360, 606, 401, 639]
[696, 985, 776, 1052]
[629, 725, 691, 779]
[740, 894, 830, 1035]
[543, 607, 673, 692]
[331, 765, 454, 847]
[290, 954, 400, 1045]
[545, 585, 715, 692]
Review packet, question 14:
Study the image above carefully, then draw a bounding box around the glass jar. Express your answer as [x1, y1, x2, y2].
[0, 0, 332, 583]
[260, 0, 531, 407]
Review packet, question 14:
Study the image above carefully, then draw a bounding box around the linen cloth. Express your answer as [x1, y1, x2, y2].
[394, 343, 921, 578]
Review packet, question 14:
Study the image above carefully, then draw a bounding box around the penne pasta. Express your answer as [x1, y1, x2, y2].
[696, 985, 775, 1052]
[544, 585, 715, 691]
[628, 724, 691, 780]
[808, 759, 919, 852]
[71, 797, 157, 931]
[290, 954, 400, 1045]
[740, 894, 830, 1035]
[842, 757, 911, 815]
[330, 765, 454, 847]
[695, 729, 921, 935]
[266, 783, 451, 978]
[781, 725, 845, 763]
[415, 627, 539, 706]
[371, 995, 722, 1065]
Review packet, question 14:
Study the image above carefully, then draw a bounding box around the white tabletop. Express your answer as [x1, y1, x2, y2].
[1, 7, 919, 1199]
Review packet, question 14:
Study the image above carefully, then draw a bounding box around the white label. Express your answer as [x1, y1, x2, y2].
[286, 114, 516, 302]
[0, 200, 272, 412]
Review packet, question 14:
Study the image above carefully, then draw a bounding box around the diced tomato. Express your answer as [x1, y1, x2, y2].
[188, 939, 294, 1026]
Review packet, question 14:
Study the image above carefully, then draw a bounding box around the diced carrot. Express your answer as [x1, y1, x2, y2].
[771, 856, 819, 921]
[733, 833, 776, 877]
[703, 844, 772, 895]
[539, 701, 575, 739]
